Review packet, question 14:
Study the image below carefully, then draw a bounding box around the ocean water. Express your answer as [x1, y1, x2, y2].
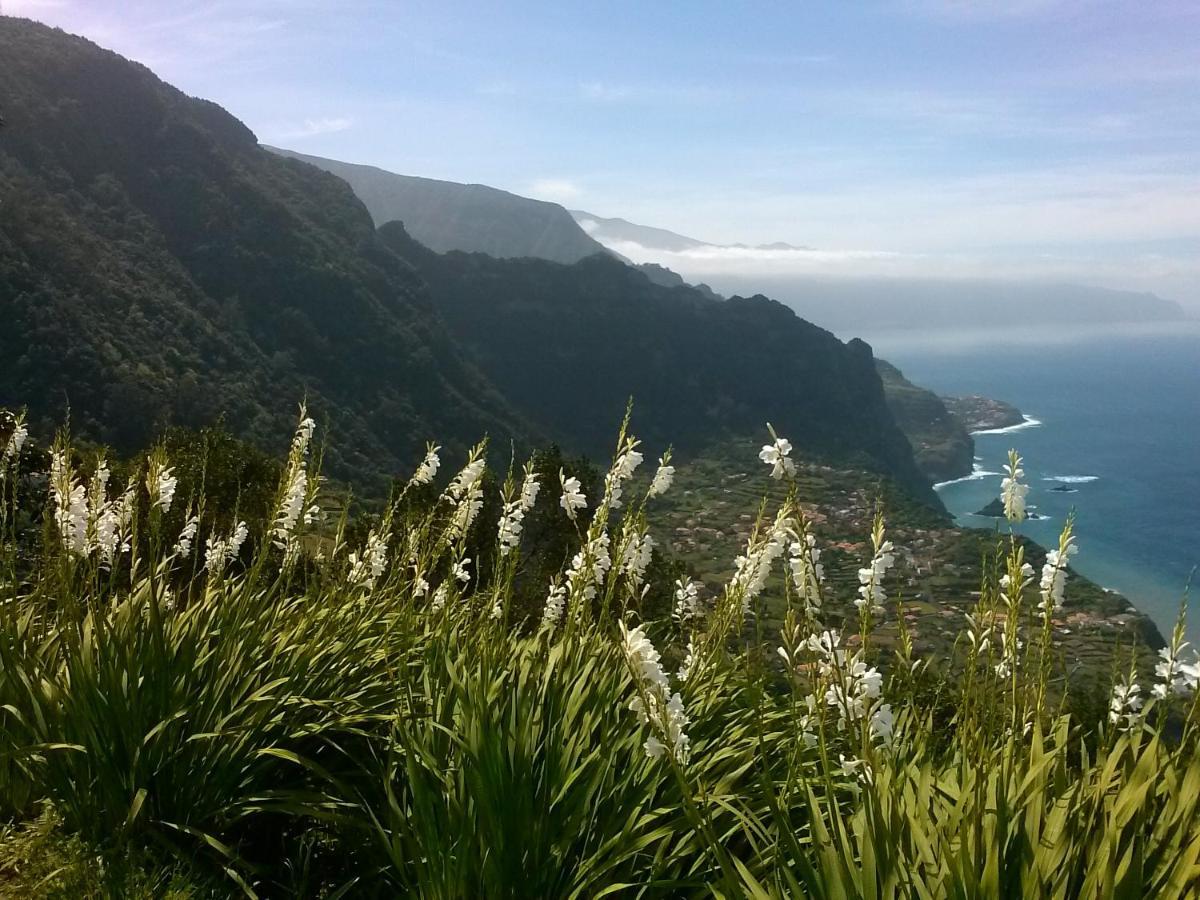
[863, 321, 1200, 642]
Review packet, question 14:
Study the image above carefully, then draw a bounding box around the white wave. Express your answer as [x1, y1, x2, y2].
[970, 415, 1042, 436]
[1042, 475, 1099, 483]
[934, 463, 1000, 491]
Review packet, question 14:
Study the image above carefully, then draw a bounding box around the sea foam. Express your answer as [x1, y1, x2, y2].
[1043, 475, 1100, 484]
[970, 414, 1042, 436]
[934, 462, 1000, 491]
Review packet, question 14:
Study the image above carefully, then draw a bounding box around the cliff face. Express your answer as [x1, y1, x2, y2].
[379, 221, 943, 508]
[875, 361, 975, 482]
[941, 395, 1026, 432]
[268, 148, 610, 264]
[0, 18, 529, 490]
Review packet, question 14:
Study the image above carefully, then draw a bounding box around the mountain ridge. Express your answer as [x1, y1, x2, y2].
[0, 17, 529, 490]
[268, 148, 610, 264]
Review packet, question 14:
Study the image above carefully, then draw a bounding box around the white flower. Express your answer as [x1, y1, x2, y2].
[348, 527, 389, 589]
[205, 520, 248, 576]
[452, 557, 472, 584]
[788, 531, 825, 617]
[497, 466, 540, 557]
[227, 520, 248, 559]
[806, 629, 843, 662]
[620, 621, 690, 764]
[413, 574, 430, 597]
[647, 459, 675, 498]
[620, 532, 655, 589]
[411, 444, 441, 486]
[273, 465, 309, 550]
[1154, 641, 1197, 699]
[292, 414, 317, 457]
[565, 531, 612, 610]
[759, 435, 796, 479]
[50, 451, 88, 557]
[603, 447, 643, 509]
[869, 703, 895, 744]
[999, 562, 1035, 607]
[837, 754, 873, 790]
[730, 513, 789, 615]
[447, 457, 486, 502]
[542, 579, 567, 627]
[1108, 677, 1144, 730]
[825, 659, 883, 724]
[673, 578, 701, 623]
[559, 471, 587, 521]
[149, 464, 177, 514]
[1038, 537, 1077, 612]
[856, 539, 895, 616]
[1001, 451, 1029, 523]
[174, 515, 200, 558]
[676, 639, 696, 683]
[431, 584, 448, 612]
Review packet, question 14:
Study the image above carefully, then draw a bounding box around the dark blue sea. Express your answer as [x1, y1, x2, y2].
[864, 322, 1200, 642]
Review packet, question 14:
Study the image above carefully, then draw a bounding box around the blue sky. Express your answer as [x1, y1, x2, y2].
[8, 0, 1199, 305]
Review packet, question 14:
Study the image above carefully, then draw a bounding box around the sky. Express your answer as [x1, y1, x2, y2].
[6, 0, 1199, 306]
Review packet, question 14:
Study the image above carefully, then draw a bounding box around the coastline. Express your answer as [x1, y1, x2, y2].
[969, 414, 1043, 436]
[934, 409, 1169, 649]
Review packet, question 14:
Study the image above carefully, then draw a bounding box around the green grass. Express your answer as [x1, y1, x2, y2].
[1, 412, 1198, 897]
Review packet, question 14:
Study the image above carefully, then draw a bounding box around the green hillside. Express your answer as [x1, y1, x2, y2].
[0, 18, 527, 491]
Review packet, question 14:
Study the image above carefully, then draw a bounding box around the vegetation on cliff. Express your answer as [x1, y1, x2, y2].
[0, 406, 1194, 897]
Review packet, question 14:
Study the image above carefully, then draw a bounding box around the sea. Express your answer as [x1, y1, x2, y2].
[862, 321, 1200, 643]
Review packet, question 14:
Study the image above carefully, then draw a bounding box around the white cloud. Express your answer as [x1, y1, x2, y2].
[267, 116, 353, 140]
[527, 178, 582, 203]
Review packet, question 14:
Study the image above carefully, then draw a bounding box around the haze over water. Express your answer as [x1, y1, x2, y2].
[864, 320, 1200, 643]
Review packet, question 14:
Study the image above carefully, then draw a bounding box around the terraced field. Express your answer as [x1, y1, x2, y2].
[646, 438, 1163, 693]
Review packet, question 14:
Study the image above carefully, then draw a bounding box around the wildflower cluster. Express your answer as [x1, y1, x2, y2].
[730, 510, 789, 615]
[1152, 634, 1200, 700]
[603, 441, 643, 509]
[759, 425, 796, 479]
[49, 451, 135, 566]
[647, 453, 675, 498]
[855, 513, 895, 617]
[410, 443, 441, 487]
[788, 528, 826, 619]
[1038, 526, 1077, 613]
[272, 409, 319, 561]
[348, 523, 390, 590]
[1000, 449, 1029, 523]
[1109, 676, 1144, 731]
[174, 513, 200, 558]
[673, 577, 702, 623]
[205, 521, 248, 576]
[559, 470, 587, 521]
[497, 464, 540, 556]
[620, 621, 691, 764]
[446, 448, 486, 539]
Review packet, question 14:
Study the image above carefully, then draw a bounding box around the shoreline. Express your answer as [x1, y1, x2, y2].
[970, 414, 1043, 436]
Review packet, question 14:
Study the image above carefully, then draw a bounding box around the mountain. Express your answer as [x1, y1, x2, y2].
[269, 149, 608, 264]
[376, 221, 940, 505]
[0, 18, 942, 507]
[572, 211, 712, 253]
[875, 361, 974, 483]
[571, 211, 813, 254]
[0, 17, 527, 489]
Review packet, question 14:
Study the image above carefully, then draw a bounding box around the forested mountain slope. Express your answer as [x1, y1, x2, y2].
[0, 18, 526, 489]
